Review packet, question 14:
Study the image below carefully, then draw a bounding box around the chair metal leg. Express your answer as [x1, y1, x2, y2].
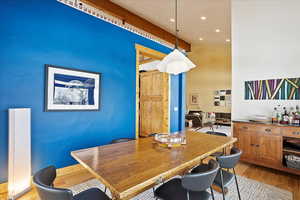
[233, 168, 242, 200]
[104, 187, 107, 194]
[152, 186, 156, 197]
[187, 191, 190, 200]
[220, 169, 226, 200]
[210, 186, 215, 200]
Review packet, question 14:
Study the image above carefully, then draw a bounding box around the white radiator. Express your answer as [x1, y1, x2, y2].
[8, 108, 31, 200]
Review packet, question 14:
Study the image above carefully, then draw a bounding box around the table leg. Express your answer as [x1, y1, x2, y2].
[111, 191, 120, 200]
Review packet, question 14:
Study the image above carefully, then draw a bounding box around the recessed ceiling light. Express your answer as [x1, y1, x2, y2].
[215, 29, 221, 33]
[201, 16, 207, 20]
[226, 39, 231, 42]
[170, 18, 175, 23]
[199, 38, 204, 41]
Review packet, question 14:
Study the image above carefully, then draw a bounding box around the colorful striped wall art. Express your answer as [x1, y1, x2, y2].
[245, 78, 300, 100]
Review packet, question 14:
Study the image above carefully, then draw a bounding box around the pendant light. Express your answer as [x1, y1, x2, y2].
[157, 0, 196, 75]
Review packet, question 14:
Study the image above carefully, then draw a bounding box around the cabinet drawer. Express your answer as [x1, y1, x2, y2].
[256, 125, 281, 135]
[234, 123, 258, 132]
[234, 123, 280, 135]
[282, 127, 300, 138]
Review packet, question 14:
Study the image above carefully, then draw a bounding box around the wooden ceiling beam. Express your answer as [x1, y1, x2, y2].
[81, 0, 191, 52]
[140, 58, 155, 65]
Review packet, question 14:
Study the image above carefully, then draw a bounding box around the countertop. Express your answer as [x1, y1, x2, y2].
[232, 119, 300, 128]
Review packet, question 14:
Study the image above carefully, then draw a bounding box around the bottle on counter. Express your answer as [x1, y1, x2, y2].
[276, 105, 282, 123]
[272, 107, 278, 123]
[288, 107, 294, 125]
[282, 107, 289, 124]
[294, 106, 300, 125]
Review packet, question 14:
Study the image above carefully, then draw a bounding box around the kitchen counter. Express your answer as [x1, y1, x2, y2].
[232, 119, 300, 128]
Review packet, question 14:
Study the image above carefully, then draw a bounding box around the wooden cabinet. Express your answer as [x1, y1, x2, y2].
[257, 133, 282, 166]
[233, 122, 300, 174]
[234, 124, 282, 166]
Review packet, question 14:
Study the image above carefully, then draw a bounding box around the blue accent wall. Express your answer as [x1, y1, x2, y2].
[180, 73, 187, 130]
[170, 74, 186, 132]
[0, 0, 184, 183]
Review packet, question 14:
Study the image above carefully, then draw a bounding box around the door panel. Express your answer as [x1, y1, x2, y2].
[151, 101, 163, 133]
[238, 131, 257, 161]
[258, 134, 282, 166]
[152, 72, 163, 96]
[139, 71, 168, 137]
[140, 100, 152, 137]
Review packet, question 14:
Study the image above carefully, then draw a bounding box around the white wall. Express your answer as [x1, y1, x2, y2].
[232, 0, 300, 120]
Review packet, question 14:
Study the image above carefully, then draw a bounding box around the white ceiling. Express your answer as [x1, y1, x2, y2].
[111, 0, 231, 45]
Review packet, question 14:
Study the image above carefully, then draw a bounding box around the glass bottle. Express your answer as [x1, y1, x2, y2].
[272, 107, 278, 123]
[282, 107, 289, 124]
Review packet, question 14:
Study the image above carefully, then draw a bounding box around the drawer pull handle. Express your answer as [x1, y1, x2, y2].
[265, 128, 272, 132]
[243, 127, 248, 130]
[293, 132, 300, 135]
[256, 144, 260, 147]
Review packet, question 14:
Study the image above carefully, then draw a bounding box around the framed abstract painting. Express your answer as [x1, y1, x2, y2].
[245, 78, 300, 100]
[45, 65, 101, 111]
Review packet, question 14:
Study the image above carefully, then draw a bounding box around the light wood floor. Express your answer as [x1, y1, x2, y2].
[1, 162, 299, 200]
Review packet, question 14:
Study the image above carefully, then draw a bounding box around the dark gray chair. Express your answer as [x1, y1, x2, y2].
[214, 147, 242, 200]
[206, 131, 227, 157]
[192, 148, 242, 200]
[110, 138, 134, 144]
[33, 166, 110, 200]
[154, 159, 219, 200]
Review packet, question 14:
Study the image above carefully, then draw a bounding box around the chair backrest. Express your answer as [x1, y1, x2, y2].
[216, 147, 242, 169]
[206, 131, 227, 137]
[182, 159, 219, 192]
[33, 166, 73, 200]
[110, 138, 134, 144]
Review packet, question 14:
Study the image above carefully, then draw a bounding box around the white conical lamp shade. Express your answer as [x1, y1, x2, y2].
[157, 49, 196, 75]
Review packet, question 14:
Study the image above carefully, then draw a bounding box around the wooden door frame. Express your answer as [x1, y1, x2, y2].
[135, 44, 169, 139]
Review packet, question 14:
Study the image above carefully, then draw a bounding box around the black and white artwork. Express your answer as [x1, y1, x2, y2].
[214, 89, 231, 107]
[45, 65, 101, 111]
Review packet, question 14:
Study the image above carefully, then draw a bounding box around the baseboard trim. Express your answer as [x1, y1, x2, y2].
[56, 164, 82, 176]
[0, 182, 8, 194]
[0, 164, 82, 194]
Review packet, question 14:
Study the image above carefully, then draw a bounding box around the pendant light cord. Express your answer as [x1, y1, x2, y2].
[175, 0, 179, 49]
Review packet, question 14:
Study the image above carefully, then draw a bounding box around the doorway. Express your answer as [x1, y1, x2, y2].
[135, 44, 169, 138]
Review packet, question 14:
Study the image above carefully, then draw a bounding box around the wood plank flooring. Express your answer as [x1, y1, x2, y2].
[0, 162, 299, 200]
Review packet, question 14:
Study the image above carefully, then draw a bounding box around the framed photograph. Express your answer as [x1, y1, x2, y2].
[190, 93, 200, 105]
[45, 65, 101, 111]
[220, 90, 226, 96]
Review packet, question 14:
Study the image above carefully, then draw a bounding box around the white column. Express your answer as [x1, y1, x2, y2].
[8, 108, 31, 200]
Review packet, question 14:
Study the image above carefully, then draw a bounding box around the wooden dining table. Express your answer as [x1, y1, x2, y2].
[71, 131, 237, 200]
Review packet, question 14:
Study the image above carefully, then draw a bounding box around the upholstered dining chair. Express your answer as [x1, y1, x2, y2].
[192, 147, 242, 200]
[206, 131, 228, 157]
[154, 159, 219, 200]
[33, 166, 110, 200]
